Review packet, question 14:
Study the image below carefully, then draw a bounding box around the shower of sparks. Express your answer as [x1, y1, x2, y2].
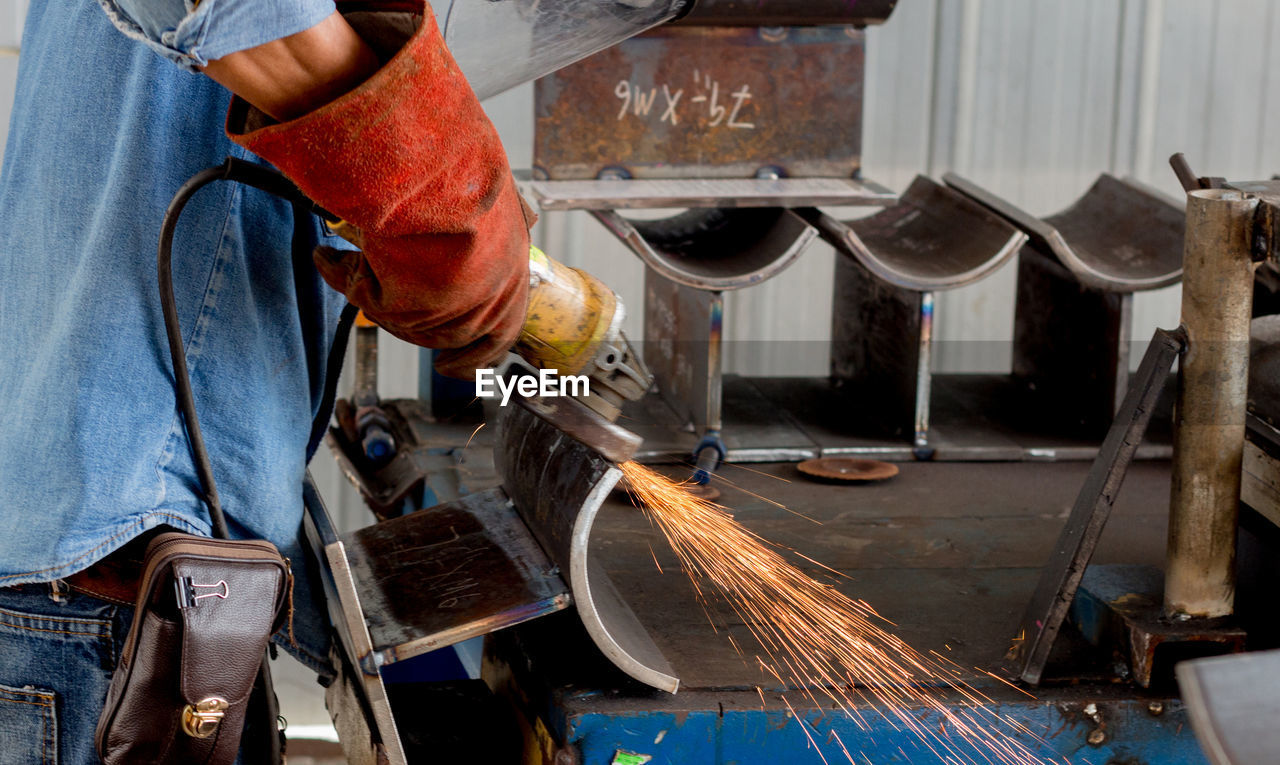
[619, 461, 1067, 765]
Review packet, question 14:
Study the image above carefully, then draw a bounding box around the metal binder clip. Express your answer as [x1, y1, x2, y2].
[175, 577, 230, 608]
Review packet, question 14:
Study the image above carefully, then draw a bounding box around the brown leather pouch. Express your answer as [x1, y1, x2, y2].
[94, 532, 290, 765]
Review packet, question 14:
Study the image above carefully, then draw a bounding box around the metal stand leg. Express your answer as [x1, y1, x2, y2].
[353, 319, 397, 465]
[643, 267, 727, 479]
[830, 254, 928, 443]
[1012, 249, 1134, 435]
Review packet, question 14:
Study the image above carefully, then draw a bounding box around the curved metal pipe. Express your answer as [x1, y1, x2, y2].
[495, 395, 680, 692]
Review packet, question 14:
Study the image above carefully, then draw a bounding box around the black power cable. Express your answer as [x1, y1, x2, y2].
[157, 157, 352, 539]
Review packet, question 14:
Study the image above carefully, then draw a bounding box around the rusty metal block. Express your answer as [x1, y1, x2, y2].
[1070, 564, 1246, 688]
[533, 26, 865, 180]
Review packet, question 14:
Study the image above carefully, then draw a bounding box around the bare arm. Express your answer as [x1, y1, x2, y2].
[202, 12, 381, 123]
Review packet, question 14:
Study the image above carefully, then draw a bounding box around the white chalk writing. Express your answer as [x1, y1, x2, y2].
[615, 70, 757, 131]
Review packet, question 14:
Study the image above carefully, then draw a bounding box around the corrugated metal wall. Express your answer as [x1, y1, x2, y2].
[3, 0, 1279, 522]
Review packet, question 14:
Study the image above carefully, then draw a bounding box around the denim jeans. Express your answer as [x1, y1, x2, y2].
[0, 585, 132, 764]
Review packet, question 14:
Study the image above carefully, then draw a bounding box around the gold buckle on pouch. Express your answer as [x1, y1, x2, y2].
[181, 697, 228, 738]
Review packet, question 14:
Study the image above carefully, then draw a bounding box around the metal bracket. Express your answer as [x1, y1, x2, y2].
[592, 207, 817, 291]
[1223, 179, 1280, 265]
[799, 175, 1027, 292]
[945, 172, 1185, 293]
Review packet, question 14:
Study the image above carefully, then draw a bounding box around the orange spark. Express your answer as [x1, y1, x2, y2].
[463, 422, 485, 450]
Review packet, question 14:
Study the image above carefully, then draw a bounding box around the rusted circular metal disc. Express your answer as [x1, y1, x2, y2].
[797, 457, 899, 483]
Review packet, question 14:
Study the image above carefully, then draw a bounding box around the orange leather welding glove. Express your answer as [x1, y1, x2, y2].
[226, 8, 531, 380]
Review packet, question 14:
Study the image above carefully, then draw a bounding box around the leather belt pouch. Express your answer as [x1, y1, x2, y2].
[95, 531, 289, 765]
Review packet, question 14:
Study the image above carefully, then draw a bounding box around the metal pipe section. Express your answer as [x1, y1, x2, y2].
[1165, 189, 1258, 619]
[495, 396, 679, 692]
[676, 0, 898, 26]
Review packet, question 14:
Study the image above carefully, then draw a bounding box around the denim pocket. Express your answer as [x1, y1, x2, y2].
[0, 594, 119, 765]
[0, 683, 57, 765]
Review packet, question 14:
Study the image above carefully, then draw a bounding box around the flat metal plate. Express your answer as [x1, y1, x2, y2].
[1009, 329, 1184, 685]
[584, 459, 1175, 689]
[343, 488, 571, 666]
[522, 175, 896, 211]
[674, 0, 897, 26]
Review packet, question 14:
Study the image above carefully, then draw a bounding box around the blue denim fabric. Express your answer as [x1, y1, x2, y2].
[100, 0, 336, 71]
[0, 585, 130, 765]
[0, 0, 350, 674]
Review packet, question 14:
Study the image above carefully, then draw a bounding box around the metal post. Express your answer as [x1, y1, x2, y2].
[912, 292, 934, 458]
[1165, 188, 1258, 619]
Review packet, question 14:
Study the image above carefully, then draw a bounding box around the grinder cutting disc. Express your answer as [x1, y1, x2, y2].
[797, 457, 899, 483]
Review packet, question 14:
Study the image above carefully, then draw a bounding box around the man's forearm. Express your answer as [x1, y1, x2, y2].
[201, 12, 380, 123]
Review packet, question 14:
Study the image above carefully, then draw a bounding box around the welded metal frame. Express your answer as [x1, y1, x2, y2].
[943, 172, 1185, 436]
[815, 175, 1027, 454]
[302, 475, 409, 765]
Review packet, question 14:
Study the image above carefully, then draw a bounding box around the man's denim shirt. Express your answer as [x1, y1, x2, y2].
[0, 0, 346, 670]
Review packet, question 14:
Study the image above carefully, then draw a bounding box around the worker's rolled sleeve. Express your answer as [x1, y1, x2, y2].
[96, 0, 336, 71]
